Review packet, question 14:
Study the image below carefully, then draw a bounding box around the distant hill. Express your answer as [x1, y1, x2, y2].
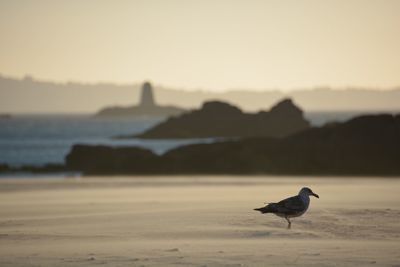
[1, 74, 400, 113]
[65, 114, 400, 175]
[135, 98, 310, 138]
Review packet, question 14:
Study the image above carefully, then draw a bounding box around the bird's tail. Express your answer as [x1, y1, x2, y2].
[254, 203, 277, 214]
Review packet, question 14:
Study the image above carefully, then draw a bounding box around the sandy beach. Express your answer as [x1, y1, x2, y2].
[0, 176, 399, 267]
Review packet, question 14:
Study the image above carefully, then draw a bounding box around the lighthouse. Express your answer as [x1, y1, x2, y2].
[139, 82, 155, 108]
[96, 80, 185, 117]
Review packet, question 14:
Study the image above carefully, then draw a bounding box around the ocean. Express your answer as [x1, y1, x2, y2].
[0, 111, 384, 167]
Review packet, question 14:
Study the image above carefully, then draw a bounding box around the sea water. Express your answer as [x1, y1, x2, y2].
[0, 115, 216, 167]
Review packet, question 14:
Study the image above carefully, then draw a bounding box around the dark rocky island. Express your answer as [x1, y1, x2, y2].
[135, 98, 310, 139]
[66, 114, 400, 175]
[0, 113, 12, 119]
[0, 163, 10, 172]
[96, 82, 185, 118]
[0, 163, 67, 174]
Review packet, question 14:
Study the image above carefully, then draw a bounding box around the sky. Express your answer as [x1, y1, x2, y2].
[0, 0, 399, 91]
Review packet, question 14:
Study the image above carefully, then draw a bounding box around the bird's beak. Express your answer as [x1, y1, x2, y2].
[311, 192, 319, 198]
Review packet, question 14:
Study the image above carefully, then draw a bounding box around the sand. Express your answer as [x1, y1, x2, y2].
[0, 176, 399, 267]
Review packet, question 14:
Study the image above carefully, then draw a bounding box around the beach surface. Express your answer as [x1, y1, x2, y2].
[0, 176, 399, 267]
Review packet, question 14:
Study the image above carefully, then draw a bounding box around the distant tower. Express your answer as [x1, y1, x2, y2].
[139, 82, 155, 107]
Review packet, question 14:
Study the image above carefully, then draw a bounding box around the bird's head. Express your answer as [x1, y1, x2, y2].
[299, 187, 319, 198]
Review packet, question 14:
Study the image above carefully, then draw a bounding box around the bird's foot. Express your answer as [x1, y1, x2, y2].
[285, 217, 292, 229]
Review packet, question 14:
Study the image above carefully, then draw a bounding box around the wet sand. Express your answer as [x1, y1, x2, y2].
[0, 176, 399, 266]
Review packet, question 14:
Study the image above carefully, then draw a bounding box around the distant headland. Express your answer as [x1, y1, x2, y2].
[95, 82, 186, 118]
[1, 74, 400, 114]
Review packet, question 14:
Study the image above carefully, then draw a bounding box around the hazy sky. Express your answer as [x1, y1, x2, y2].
[0, 0, 399, 91]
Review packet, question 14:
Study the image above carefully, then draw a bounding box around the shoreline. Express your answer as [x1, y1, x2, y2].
[5, 174, 400, 179]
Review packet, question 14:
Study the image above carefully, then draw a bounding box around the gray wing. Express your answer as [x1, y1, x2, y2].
[274, 196, 306, 215]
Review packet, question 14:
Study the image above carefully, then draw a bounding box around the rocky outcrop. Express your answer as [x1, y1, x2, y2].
[163, 114, 400, 175]
[96, 82, 186, 118]
[136, 98, 310, 138]
[65, 114, 400, 175]
[0, 163, 66, 174]
[65, 145, 160, 174]
[0, 114, 11, 119]
[0, 163, 10, 172]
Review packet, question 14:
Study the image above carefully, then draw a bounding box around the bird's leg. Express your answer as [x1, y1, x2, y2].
[285, 216, 291, 229]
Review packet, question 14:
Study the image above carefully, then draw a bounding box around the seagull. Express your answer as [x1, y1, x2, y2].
[254, 187, 319, 229]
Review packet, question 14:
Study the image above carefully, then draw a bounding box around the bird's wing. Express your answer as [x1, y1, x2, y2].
[275, 196, 306, 215]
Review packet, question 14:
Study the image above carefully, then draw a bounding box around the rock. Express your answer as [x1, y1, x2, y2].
[136, 98, 310, 139]
[269, 98, 302, 116]
[18, 164, 67, 173]
[200, 101, 242, 116]
[0, 163, 10, 172]
[65, 144, 160, 174]
[65, 114, 400, 175]
[0, 163, 66, 174]
[0, 114, 12, 119]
